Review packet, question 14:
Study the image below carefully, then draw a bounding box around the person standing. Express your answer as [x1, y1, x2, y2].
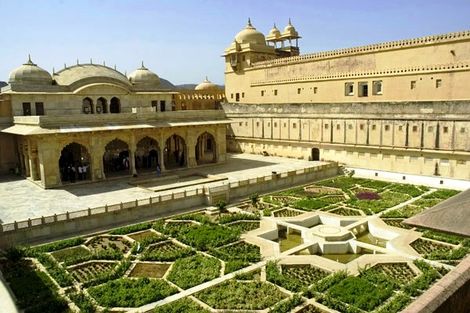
[78, 165, 83, 180]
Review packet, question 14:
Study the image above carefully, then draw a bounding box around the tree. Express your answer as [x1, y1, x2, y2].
[249, 193, 259, 208]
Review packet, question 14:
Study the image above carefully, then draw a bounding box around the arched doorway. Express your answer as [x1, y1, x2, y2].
[103, 139, 130, 176]
[82, 97, 93, 114]
[311, 148, 320, 161]
[164, 134, 186, 169]
[110, 97, 120, 113]
[96, 97, 107, 113]
[59, 142, 91, 183]
[195, 132, 216, 165]
[136, 136, 160, 172]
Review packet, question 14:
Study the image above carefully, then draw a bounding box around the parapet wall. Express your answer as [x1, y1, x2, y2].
[0, 162, 339, 249]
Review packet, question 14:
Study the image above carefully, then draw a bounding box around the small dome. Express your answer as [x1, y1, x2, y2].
[282, 19, 299, 38]
[235, 18, 266, 45]
[128, 62, 160, 86]
[266, 23, 281, 41]
[195, 77, 218, 91]
[8, 55, 52, 85]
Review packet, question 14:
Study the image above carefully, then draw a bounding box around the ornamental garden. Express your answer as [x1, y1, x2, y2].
[1, 175, 468, 313]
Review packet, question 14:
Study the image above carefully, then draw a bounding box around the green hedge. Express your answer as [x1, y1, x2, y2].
[109, 221, 153, 235]
[69, 292, 97, 313]
[36, 254, 73, 287]
[154, 297, 210, 313]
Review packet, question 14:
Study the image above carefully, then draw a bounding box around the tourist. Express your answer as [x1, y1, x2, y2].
[156, 164, 161, 176]
[77, 165, 83, 180]
[83, 164, 88, 180]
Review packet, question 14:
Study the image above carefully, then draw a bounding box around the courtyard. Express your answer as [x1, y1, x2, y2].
[0, 153, 324, 224]
[1, 175, 468, 313]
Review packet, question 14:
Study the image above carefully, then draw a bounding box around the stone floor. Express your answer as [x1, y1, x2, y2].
[0, 154, 324, 224]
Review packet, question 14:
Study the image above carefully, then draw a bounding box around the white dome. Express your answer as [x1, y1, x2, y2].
[128, 62, 160, 87]
[266, 24, 281, 41]
[8, 56, 52, 85]
[282, 19, 299, 38]
[195, 77, 218, 91]
[235, 19, 266, 45]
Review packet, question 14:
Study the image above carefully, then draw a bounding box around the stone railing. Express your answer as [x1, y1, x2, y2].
[253, 30, 470, 68]
[0, 187, 206, 233]
[12, 110, 227, 127]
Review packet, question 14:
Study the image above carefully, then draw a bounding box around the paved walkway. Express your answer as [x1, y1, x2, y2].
[0, 154, 324, 224]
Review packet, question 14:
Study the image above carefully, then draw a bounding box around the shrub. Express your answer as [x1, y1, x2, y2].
[154, 297, 210, 313]
[109, 222, 153, 235]
[167, 255, 221, 289]
[218, 212, 260, 224]
[36, 254, 73, 287]
[195, 280, 287, 310]
[422, 189, 459, 199]
[376, 293, 412, 313]
[31, 237, 85, 254]
[356, 191, 381, 200]
[175, 224, 240, 251]
[69, 292, 97, 313]
[88, 277, 177, 307]
[293, 198, 329, 211]
[269, 294, 304, 313]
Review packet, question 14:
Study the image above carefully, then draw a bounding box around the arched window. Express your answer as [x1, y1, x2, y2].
[82, 97, 93, 114]
[96, 97, 107, 113]
[110, 97, 120, 113]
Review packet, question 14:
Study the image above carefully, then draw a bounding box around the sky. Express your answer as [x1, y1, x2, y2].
[0, 0, 469, 85]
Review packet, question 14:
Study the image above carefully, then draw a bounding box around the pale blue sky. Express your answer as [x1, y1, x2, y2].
[0, 0, 469, 85]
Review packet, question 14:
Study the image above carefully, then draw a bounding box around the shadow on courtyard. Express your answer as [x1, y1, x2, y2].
[58, 154, 278, 197]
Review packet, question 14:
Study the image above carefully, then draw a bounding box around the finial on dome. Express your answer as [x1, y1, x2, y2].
[77, 59, 79, 65]
[274, 23, 277, 28]
[125, 70, 127, 76]
[288, 18, 292, 25]
[114, 64, 116, 70]
[90, 58, 93, 64]
[247, 18, 252, 27]
[140, 61, 147, 69]
[103, 60, 106, 66]
[52, 67, 55, 74]
[28, 54, 32, 63]
[64, 63, 67, 69]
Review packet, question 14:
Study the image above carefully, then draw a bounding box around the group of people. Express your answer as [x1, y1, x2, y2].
[61, 163, 89, 183]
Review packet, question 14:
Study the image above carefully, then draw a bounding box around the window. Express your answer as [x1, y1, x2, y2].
[410, 81, 416, 89]
[283, 123, 286, 127]
[274, 90, 278, 96]
[443, 126, 449, 133]
[428, 126, 434, 132]
[384, 125, 390, 131]
[345, 82, 354, 96]
[348, 124, 353, 130]
[274, 122, 277, 127]
[261, 90, 265, 97]
[371, 124, 376, 130]
[230, 93, 233, 99]
[358, 82, 368, 97]
[398, 125, 403, 131]
[324, 124, 329, 129]
[245, 122, 248, 126]
[372, 80, 383, 95]
[82, 98, 93, 114]
[293, 123, 297, 129]
[313, 87, 318, 94]
[297, 88, 301, 94]
[412, 125, 418, 132]
[242, 92, 245, 98]
[160, 100, 166, 112]
[256, 122, 259, 127]
[267, 122, 270, 127]
[359, 124, 364, 130]
[35, 102, 44, 115]
[336, 124, 340, 130]
[235, 93, 240, 102]
[151, 100, 158, 112]
[239, 122, 243, 126]
[22, 102, 31, 116]
[436, 79, 442, 88]
[460, 127, 466, 133]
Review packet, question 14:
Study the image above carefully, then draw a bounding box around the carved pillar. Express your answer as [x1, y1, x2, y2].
[186, 131, 197, 168]
[160, 132, 166, 171]
[129, 133, 137, 176]
[216, 125, 227, 163]
[90, 134, 104, 181]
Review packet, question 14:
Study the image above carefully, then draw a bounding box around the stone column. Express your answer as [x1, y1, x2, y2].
[22, 145, 30, 177]
[90, 135, 104, 181]
[160, 132, 166, 171]
[29, 150, 40, 181]
[37, 139, 60, 188]
[186, 132, 197, 168]
[129, 133, 137, 176]
[216, 125, 227, 163]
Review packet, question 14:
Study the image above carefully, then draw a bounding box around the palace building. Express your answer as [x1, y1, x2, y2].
[223, 20, 470, 180]
[0, 58, 228, 188]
